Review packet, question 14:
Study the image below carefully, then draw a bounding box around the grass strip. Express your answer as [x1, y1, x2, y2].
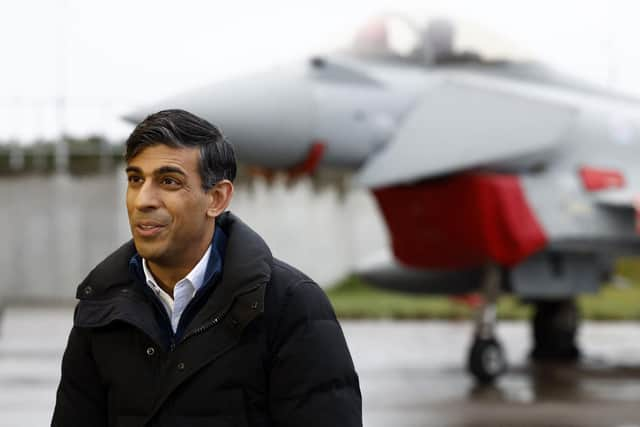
[327, 258, 640, 321]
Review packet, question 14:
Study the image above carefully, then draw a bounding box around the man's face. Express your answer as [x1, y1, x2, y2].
[126, 144, 214, 267]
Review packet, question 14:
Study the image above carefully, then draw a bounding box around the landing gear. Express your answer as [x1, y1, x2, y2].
[467, 263, 507, 384]
[531, 299, 580, 361]
[468, 337, 507, 384]
[463, 261, 585, 382]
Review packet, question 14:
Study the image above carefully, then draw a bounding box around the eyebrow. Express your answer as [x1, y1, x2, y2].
[125, 165, 187, 177]
[125, 166, 142, 174]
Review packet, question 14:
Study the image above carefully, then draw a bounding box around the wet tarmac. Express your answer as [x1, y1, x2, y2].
[1, 307, 640, 426]
[346, 321, 640, 427]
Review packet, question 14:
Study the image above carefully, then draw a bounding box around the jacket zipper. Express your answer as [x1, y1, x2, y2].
[178, 284, 262, 345]
[182, 311, 225, 341]
[169, 309, 223, 352]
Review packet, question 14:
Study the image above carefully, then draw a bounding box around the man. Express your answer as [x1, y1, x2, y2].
[52, 109, 362, 426]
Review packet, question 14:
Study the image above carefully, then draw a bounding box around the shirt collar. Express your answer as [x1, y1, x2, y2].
[142, 243, 211, 293]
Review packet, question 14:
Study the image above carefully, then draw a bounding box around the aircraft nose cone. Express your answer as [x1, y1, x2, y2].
[124, 66, 314, 169]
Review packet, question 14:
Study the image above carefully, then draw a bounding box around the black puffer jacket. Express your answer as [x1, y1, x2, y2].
[52, 212, 362, 427]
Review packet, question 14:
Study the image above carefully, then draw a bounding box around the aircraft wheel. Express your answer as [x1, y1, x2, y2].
[531, 299, 580, 361]
[468, 337, 507, 384]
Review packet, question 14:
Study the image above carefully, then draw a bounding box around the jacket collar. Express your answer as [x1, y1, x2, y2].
[73, 211, 272, 344]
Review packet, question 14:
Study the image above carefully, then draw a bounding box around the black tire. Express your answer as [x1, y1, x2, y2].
[531, 299, 580, 361]
[468, 337, 507, 384]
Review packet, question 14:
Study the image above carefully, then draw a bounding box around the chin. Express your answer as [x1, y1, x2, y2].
[133, 240, 166, 262]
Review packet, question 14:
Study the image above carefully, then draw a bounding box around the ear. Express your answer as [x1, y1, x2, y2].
[206, 180, 234, 218]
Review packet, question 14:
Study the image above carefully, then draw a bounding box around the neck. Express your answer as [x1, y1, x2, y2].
[147, 226, 214, 296]
[146, 262, 191, 297]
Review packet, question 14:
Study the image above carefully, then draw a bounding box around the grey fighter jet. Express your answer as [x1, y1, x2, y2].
[125, 15, 640, 383]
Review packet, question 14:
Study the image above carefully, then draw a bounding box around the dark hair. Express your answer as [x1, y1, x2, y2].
[125, 109, 236, 190]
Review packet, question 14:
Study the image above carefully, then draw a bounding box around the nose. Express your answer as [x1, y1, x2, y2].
[131, 180, 162, 212]
[124, 64, 314, 170]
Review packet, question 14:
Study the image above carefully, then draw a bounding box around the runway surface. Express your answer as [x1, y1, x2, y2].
[1, 307, 640, 427]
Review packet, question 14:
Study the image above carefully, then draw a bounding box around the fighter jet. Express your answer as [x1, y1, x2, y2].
[125, 15, 640, 383]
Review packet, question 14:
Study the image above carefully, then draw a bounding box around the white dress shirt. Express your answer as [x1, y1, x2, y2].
[142, 244, 212, 333]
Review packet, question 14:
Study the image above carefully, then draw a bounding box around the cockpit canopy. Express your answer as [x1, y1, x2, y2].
[349, 14, 531, 66]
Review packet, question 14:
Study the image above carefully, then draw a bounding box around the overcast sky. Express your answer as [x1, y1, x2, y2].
[1, 0, 640, 142]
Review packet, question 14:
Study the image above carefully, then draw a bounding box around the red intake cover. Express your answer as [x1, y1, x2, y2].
[373, 173, 547, 269]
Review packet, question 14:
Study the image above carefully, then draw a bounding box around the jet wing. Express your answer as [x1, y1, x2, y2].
[356, 73, 578, 188]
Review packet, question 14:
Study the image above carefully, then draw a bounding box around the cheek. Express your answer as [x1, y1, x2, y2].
[173, 197, 210, 225]
[125, 191, 135, 215]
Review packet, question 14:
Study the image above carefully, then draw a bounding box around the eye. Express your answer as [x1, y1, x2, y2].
[127, 175, 143, 185]
[160, 176, 181, 187]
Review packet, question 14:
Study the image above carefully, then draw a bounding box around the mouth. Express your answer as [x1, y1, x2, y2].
[134, 221, 167, 238]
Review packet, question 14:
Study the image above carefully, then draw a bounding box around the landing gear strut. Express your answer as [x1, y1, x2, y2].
[531, 299, 580, 361]
[467, 263, 507, 384]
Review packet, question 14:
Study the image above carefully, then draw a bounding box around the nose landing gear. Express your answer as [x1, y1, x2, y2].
[468, 337, 507, 384]
[465, 263, 583, 384]
[467, 263, 507, 384]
